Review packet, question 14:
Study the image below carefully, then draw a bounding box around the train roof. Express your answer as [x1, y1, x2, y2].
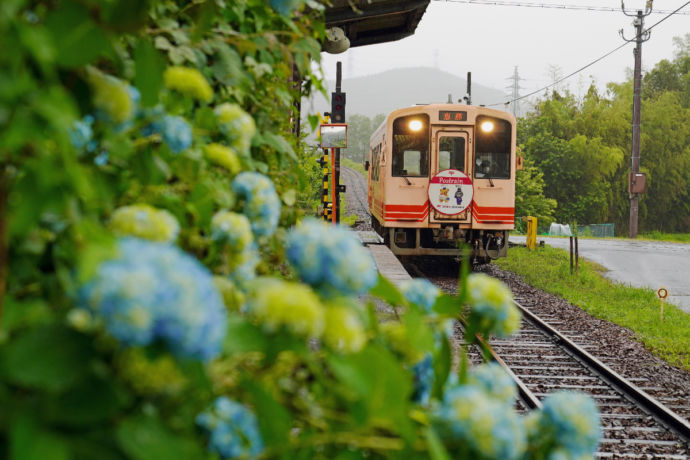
[386, 104, 516, 122]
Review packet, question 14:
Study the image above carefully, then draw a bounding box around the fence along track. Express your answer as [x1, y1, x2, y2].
[464, 302, 690, 458]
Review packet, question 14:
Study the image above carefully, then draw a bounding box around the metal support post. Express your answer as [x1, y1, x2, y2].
[621, 2, 652, 238]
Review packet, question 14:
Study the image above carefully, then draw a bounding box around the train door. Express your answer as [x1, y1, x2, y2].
[429, 128, 472, 224]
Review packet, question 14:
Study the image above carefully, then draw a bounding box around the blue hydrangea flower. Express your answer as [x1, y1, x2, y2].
[400, 278, 440, 312]
[94, 151, 109, 166]
[229, 242, 260, 288]
[196, 397, 264, 459]
[434, 384, 527, 460]
[467, 273, 521, 338]
[78, 238, 227, 360]
[144, 115, 193, 153]
[231, 172, 281, 238]
[411, 353, 434, 405]
[539, 391, 601, 456]
[70, 115, 94, 150]
[128, 85, 141, 108]
[547, 448, 595, 460]
[269, 0, 303, 16]
[468, 362, 517, 407]
[286, 218, 378, 297]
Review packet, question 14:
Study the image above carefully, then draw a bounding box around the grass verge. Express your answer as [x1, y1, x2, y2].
[341, 157, 366, 176]
[495, 246, 690, 371]
[637, 232, 690, 244]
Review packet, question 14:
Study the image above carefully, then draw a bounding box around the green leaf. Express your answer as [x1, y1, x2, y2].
[116, 414, 205, 460]
[0, 325, 95, 392]
[102, 0, 151, 32]
[370, 275, 406, 308]
[458, 245, 471, 303]
[134, 39, 166, 107]
[261, 132, 297, 161]
[154, 36, 173, 50]
[45, 0, 111, 67]
[402, 309, 434, 355]
[10, 416, 71, 460]
[424, 426, 452, 460]
[243, 381, 292, 448]
[327, 344, 414, 440]
[43, 376, 130, 426]
[308, 114, 320, 132]
[432, 294, 462, 316]
[1, 298, 54, 334]
[432, 333, 451, 400]
[223, 313, 267, 354]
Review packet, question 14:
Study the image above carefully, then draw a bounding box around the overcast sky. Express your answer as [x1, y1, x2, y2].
[319, 1, 689, 107]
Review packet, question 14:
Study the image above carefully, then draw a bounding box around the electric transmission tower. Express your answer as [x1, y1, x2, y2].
[506, 66, 525, 117]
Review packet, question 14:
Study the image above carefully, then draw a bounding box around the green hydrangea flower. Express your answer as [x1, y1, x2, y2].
[211, 211, 253, 250]
[205, 143, 241, 173]
[323, 302, 366, 353]
[247, 278, 325, 338]
[109, 204, 180, 243]
[86, 67, 135, 123]
[213, 276, 245, 312]
[214, 103, 256, 155]
[163, 66, 213, 102]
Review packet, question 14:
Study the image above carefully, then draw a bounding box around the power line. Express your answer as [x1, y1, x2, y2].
[435, 0, 690, 15]
[484, 0, 690, 107]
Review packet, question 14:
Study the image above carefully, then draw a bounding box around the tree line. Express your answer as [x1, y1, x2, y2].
[518, 34, 690, 234]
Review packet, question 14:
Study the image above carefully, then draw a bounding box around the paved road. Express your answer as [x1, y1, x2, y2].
[510, 236, 690, 314]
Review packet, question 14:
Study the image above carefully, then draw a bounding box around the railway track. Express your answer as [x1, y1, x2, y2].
[342, 164, 690, 458]
[459, 301, 690, 458]
[340, 166, 372, 230]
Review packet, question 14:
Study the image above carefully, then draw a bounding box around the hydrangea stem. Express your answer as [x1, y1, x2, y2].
[0, 170, 7, 326]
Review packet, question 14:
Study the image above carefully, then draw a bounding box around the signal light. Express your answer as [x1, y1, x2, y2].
[331, 91, 346, 123]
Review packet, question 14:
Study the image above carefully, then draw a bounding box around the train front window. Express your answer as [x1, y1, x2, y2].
[475, 116, 512, 180]
[439, 136, 465, 171]
[392, 114, 429, 177]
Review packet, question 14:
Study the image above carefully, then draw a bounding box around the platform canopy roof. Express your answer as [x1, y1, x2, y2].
[324, 0, 430, 48]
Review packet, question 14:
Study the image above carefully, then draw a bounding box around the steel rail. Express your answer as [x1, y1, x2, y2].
[513, 300, 690, 442]
[473, 332, 542, 409]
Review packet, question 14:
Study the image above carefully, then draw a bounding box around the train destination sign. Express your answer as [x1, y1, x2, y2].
[428, 169, 473, 215]
[439, 111, 467, 122]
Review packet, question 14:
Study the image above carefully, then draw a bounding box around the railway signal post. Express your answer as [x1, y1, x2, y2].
[319, 61, 347, 224]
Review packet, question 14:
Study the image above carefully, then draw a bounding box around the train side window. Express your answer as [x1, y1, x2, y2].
[439, 136, 465, 171]
[392, 114, 429, 178]
[475, 117, 511, 180]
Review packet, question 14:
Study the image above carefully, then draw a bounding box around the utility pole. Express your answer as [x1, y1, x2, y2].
[506, 66, 524, 117]
[620, 1, 652, 238]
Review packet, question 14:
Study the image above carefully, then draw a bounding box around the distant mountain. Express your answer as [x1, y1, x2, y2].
[303, 67, 510, 119]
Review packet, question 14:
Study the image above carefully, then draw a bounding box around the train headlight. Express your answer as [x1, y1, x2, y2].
[409, 120, 423, 132]
[480, 120, 495, 133]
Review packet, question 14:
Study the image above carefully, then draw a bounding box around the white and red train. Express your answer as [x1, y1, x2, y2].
[365, 104, 518, 262]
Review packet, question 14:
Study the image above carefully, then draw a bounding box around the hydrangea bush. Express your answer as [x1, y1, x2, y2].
[0, 1, 601, 459]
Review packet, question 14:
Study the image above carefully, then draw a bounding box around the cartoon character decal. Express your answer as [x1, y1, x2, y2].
[454, 186, 463, 205]
[428, 169, 473, 216]
[439, 186, 450, 203]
